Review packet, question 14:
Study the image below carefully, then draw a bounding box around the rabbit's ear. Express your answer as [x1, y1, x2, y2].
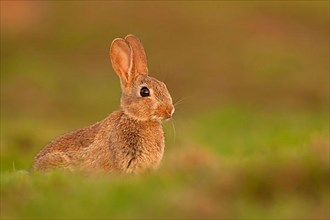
[110, 38, 134, 87]
[125, 35, 148, 75]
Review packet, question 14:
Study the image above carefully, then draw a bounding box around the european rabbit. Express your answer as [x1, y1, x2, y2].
[33, 35, 175, 174]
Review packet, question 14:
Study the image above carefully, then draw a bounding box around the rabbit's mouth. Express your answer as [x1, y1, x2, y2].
[153, 104, 175, 121]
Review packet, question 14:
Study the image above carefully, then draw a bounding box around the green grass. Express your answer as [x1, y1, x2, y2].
[194, 107, 328, 156]
[1, 152, 328, 219]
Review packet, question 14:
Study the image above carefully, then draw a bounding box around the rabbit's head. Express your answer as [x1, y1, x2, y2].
[110, 35, 174, 122]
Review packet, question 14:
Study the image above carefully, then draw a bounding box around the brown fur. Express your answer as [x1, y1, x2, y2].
[33, 35, 174, 174]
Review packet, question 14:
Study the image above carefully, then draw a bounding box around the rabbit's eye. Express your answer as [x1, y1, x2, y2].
[140, 87, 150, 97]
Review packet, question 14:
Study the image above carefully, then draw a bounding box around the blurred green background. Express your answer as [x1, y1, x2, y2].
[1, 1, 329, 219]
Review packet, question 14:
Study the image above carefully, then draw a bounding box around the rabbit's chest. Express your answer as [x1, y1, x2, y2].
[112, 121, 164, 173]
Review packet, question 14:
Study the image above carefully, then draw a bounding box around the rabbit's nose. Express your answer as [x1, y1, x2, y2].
[165, 106, 175, 119]
[170, 107, 175, 116]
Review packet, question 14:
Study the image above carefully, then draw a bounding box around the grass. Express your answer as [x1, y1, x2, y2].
[1, 152, 328, 219]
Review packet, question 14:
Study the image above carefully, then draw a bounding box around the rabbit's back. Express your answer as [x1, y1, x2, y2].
[32, 121, 102, 171]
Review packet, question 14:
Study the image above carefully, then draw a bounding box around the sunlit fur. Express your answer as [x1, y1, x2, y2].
[33, 35, 174, 174]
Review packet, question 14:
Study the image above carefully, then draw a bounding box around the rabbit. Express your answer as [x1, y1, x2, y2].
[33, 35, 175, 174]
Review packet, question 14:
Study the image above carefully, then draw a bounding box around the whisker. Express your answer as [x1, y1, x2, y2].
[174, 100, 183, 107]
[170, 118, 176, 145]
[173, 96, 190, 107]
